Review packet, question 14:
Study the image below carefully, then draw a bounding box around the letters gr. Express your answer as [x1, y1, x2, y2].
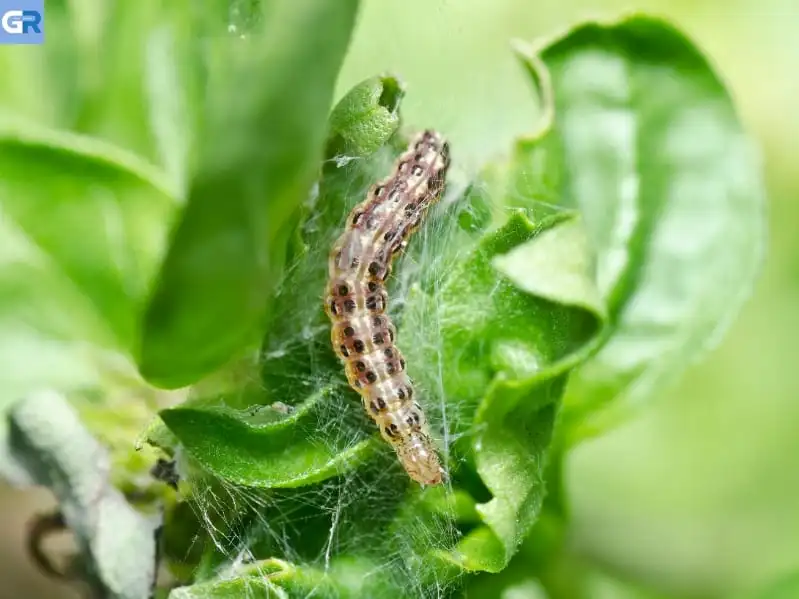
[1, 10, 42, 35]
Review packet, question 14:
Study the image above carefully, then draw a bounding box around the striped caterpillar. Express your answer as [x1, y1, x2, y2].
[325, 130, 450, 485]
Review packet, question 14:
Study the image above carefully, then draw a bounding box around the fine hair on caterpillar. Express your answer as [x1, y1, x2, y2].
[325, 130, 450, 485]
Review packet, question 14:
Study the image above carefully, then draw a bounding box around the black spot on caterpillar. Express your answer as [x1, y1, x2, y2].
[324, 130, 450, 485]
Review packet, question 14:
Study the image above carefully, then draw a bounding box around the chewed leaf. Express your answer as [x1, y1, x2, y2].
[139, 0, 360, 388]
[515, 15, 766, 444]
[160, 388, 378, 488]
[7, 391, 159, 599]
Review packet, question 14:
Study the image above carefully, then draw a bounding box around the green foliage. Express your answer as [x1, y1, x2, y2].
[532, 18, 766, 446]
[138, 0, 360, 387]
[0, 4, 766, 599]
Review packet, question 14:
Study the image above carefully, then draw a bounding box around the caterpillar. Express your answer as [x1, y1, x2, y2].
[325, 130, 450, 485]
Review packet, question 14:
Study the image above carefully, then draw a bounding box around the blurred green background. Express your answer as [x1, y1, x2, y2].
[0, 1, 795, 598]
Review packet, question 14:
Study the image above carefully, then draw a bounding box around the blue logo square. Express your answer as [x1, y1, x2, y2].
[0, 0, 43, 45]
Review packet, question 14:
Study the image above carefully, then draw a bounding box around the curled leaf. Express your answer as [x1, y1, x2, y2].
[160, 389, 377, 488]
[514, 15, 766, 444]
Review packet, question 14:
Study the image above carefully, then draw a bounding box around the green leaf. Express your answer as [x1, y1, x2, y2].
[96, 0, 206, 192]
[70, 0, 171, 161]
[327, 74, 405, 157]
[0, 125, 175, 351]
[142, 9, 199, 197]
[516, 15, 766, 444]
[399, 212, 600, 573]
[7, 391, 159, 599]
[304, 74, 408, 253]
[139, 0, 360, 388]
[493, 216, 605, 317]
[467, 216, 602, 571]
[0, 123, 175, 413]
[160, 389, 377, 487]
